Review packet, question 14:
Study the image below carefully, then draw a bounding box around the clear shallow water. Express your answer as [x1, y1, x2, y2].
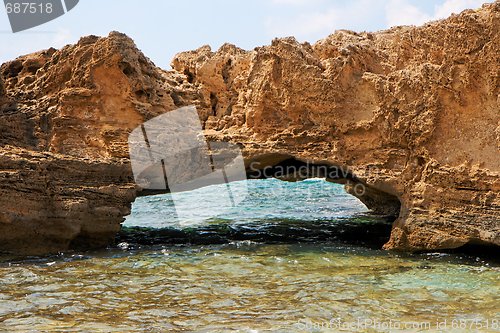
[0, 179, 498, 332]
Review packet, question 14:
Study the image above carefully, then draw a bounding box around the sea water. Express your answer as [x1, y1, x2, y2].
[0, 179, 498, 332]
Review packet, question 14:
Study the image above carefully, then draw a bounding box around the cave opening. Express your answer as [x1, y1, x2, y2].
[120, 154, 402, 249]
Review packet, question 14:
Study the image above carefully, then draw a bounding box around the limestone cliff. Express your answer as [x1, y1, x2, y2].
[0, 2, 498, 254]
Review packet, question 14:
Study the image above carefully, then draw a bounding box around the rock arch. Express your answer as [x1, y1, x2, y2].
[244, 153, 401, 218]
[1, 3, 499, 254]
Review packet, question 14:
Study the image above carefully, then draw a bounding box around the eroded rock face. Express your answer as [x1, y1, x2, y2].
[0, 3, 499, 254]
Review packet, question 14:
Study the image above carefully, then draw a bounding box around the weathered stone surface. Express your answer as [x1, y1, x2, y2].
[0, 3, 498, 254]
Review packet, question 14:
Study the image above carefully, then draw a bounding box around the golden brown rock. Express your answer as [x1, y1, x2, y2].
[0, 3, 499, 254]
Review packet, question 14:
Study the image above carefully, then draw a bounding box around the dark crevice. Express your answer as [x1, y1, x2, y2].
[225, 102, 233, 116]
[170, 91, 182, 106]
[3, 60, 23, 78]
[222, 59, 232, 84]
[247, 157, 356, 181]
[413, 243, 500, 265]
[183, 69, 194, 83]
[210, 92, 218, 116]
[119, 62, 135, 76]
[26, 65, 41, 75]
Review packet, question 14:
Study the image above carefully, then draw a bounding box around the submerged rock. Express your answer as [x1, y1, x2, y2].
[0, 4, 499, 254]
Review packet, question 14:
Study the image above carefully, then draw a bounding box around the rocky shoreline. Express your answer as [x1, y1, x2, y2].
[0, 2, 498, 255]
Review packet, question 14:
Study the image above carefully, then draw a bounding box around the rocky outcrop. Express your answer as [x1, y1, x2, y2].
[1, 2, 499, 254]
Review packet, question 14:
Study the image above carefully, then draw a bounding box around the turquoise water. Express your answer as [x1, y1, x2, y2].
[0, 179, 498, 332]
[120, 179, 392, 248]
[123, 178, 369, 228]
